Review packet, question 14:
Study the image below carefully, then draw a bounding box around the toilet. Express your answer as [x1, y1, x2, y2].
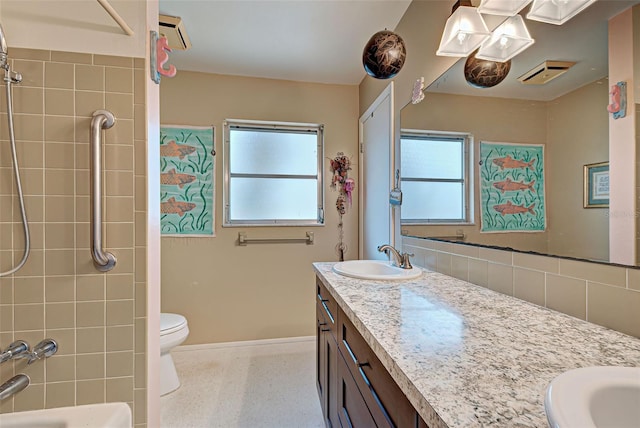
[160, 313, 189, 396]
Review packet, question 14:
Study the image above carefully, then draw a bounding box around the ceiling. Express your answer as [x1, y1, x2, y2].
[158, 0, 412, 85]
[157, 1, 639, 95]
[428, 0, 640, 101]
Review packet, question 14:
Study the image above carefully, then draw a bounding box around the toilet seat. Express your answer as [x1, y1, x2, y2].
[161, 313, 187, 336]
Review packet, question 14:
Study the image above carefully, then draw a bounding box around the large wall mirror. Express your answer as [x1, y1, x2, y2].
[400, 0, 639, 266]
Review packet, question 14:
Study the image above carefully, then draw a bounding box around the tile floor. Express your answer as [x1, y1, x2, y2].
[160, 337, 325, 428]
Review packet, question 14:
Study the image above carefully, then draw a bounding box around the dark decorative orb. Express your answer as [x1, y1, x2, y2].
[464, 50, 511, 88]
[362, 30, 406, 80]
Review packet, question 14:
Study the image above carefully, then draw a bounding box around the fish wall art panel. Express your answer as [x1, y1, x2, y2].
[160, 125, 215, 236]
[480, 141, 546, 233]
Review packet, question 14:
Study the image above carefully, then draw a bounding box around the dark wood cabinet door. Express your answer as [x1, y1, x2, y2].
[317, 303, 328, 416]
[325, 325, 339, 428]
[337, 351, 377, 428]
[317, 300, 339, 428]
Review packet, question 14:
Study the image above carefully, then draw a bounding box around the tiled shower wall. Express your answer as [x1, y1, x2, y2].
[0, 48, 147, 427]
[403, 236, 640, 339]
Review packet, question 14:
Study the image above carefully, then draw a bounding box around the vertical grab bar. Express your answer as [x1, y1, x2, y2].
[90, 110, 117, 272]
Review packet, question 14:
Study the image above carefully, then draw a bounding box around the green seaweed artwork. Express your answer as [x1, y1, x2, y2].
[480, 142, 545, 233]
[160, 125, 215, 236]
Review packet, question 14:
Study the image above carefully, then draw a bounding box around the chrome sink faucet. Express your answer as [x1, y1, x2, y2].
[377, 244, 414, 269]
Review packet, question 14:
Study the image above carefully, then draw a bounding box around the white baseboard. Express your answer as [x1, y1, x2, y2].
[174, 335, 315, 352]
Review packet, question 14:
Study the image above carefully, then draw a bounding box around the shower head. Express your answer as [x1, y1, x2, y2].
[0, 23, 7, 55]
[0, 23, 7, 70]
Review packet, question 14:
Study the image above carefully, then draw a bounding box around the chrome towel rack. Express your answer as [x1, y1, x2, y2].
[427, 230, 466, 241]
[238, 232, 314, 246]
[90, 110, 117, 272]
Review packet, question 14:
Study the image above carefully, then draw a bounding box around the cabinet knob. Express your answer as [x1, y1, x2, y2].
[358, 361, 370, 368]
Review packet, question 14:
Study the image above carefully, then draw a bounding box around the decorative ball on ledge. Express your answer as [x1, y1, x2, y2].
[464, 50, 511, 88]
[362, 30, 406, 80]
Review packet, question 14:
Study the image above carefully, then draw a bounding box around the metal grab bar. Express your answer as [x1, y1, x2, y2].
[90, 110, 117, 272]
[238, 232, 314, 246]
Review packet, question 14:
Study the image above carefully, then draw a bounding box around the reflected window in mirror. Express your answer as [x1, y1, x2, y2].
[400, 131, 472, 224]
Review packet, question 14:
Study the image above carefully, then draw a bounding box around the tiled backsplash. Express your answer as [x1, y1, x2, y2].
[403, 236, 640, 339]
[0, 48, 147, 427]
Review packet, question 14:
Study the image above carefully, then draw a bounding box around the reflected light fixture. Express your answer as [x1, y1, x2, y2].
[477, 0, 533, 16]
[476, 15, 534, 62]
[527, 0, 597, 25]
[436, 0, 491, 57]
[464, 49, 511, 88]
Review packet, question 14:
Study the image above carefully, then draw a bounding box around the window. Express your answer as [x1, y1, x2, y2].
[223, 119, 324, 226]
[400, 131, 472, 223]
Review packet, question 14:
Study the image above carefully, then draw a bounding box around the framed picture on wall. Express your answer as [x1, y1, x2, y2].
[160, 125, 216, 236]
[584, 162, 609, 208]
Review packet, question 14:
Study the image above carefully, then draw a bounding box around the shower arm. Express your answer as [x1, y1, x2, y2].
[90, 110, 117, 272]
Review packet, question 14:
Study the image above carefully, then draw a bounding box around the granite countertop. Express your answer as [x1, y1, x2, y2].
[312, 262, 640, 428]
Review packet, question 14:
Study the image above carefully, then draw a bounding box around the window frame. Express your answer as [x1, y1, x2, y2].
[400, 129, 474, 225]
[223, 119, 325, 227]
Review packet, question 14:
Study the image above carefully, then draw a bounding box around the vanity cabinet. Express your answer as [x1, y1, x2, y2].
[316, 279, 339, 428]
[316, 278, 428, 428]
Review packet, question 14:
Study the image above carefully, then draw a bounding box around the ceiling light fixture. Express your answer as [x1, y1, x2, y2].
[436, 0, 491, 57]
[526, 0, 597, 25]
[476, 15, 534, 62]
[477, 0, 533, 16]
[362, 30, 407, 79]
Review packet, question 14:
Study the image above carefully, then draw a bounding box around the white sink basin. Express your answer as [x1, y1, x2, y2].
[333, 260, 422, 281]
[0, 402, 131, 428]
[545, 366, 640, 428]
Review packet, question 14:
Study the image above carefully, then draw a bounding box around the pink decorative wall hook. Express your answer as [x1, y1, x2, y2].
[607, 84, 621, 113]
[157, 36, 177, 78]
[607, 81, 627, 119]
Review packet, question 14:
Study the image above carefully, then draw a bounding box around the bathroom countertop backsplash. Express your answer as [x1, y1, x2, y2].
[313, 262, 640, 428]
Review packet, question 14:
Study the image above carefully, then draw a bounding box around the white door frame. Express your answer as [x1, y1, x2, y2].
[358, 82, 396, 258]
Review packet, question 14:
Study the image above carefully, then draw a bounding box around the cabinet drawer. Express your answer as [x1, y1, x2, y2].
[339, 314, 417, 428]
[337, 350, 376, 428]
[317, 279, 338, 337]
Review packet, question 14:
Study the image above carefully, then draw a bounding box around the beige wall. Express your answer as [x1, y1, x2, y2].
[0, 48, 148, 427]
[160, 71, 359, 344]
[547, 80, 609, 260]
[403, 237, 640, 339]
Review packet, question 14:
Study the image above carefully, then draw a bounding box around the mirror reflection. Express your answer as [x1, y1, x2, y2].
[400, 0, 639, 266]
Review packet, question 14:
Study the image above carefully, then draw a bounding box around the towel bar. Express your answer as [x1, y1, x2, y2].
[238, 232, 314, 246]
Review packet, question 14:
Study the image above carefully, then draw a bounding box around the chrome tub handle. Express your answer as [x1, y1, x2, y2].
[90, 110, 117, 272]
